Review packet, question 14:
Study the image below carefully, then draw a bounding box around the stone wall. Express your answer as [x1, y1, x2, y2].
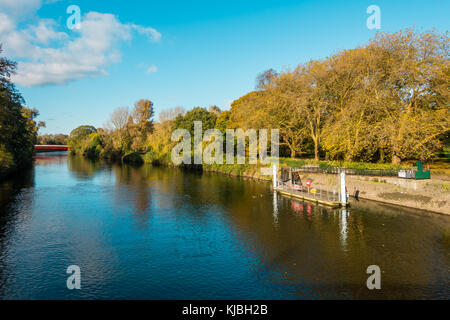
[297, 173, 450, 215]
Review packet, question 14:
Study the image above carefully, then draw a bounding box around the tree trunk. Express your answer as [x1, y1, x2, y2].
[345, 152, 353, 162]
[314, 141, 319, 161]
[290, 148, 296, 158]
[392, 154, 402, 164]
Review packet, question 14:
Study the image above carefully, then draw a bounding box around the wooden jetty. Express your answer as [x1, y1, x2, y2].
[275, 185, 343, 208]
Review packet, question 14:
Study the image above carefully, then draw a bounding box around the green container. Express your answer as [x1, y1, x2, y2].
[414, 160, 430, 179]
[415, 170, 431, 180]
[416, 161, 423, 172]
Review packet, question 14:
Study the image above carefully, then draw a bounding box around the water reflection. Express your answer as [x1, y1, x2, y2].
[0, 168, 34, 298]
[0, 154, 448, 299]
[69, 156, 450, 299]
[67, 155, 103, 180]
[339, 209, 349, 250]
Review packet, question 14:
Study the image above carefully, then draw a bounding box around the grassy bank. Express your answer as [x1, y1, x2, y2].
[115, 152, 437, 175]
[118, 150, 271, 180]
[71, 144, 449, 183]
[203, 162, 270, 180]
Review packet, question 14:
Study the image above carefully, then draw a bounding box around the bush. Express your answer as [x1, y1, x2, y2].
[0, 145, 15, 178]
[278, 157, 407, 170]
[122, 152, 144, 164]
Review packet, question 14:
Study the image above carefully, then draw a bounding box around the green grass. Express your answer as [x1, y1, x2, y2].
[204, 162, 263, 176]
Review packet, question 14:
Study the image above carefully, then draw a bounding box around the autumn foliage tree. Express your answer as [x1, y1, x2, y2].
[232, 29, 449, 163]
[68, 29, 449, 166]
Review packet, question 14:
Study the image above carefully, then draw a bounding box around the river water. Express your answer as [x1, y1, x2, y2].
[0, 152, 449, 299]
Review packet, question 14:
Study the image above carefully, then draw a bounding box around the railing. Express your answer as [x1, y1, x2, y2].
[292, 166, 398, 177]
[276, 180, 341, 203]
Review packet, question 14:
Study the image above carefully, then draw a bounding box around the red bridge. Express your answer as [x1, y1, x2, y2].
[35, 145, 68, 152]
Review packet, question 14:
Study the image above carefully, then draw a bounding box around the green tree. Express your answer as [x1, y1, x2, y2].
[173, 107, 217, 136]
[0, 44, 39, 178]
[68, 125, 97, 154]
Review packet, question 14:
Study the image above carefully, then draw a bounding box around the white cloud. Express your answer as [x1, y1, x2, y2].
[0, 0, 42, 17]
[146, 65, 158, 74]
[0, 2, 161, 86]
[130, 24, 162, 42]
[0, 0, 60, 19]
[29, 19, 68, 45]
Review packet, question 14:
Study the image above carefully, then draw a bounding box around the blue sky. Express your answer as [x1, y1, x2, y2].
[0, 0, 448, 134]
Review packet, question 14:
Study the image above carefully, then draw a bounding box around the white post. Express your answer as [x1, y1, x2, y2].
[273, 164, 277, 189]
[340, 171, 347, 206]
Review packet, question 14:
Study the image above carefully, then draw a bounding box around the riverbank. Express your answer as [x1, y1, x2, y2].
[184, 163, 450, 215]
[0, 157, 33, 182]
[79, 151, 450, 215]
[203, 165, 449, 215]
[292, 172, 450, 215]
[181, 157, 450, 215]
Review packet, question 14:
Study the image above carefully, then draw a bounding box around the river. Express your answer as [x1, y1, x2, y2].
[0, 152, 449, 299]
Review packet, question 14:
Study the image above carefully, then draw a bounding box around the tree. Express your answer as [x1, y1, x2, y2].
[108, 107, 129, 132]
[266, 92, 309, 158]
[129, 99, 155, 151]
[208, 105, 222, 116]
[0, 44, 39, 177]
[368, 29, 450, 163]
[69, 125, 97, 141]
[106, 107, 131, 151]
[215, 110, 232, 133]
[229, 91, 270, 130]
[62, 29, 449, 165]
[132, 99, 154, 132]
[270, 61, 330, 160]
[37, 134, 69, 145]
[321, 47, 383, 161]
[68, 125, 97, 154]
[173, 107, 217, 137]
[159, 106, 185, 123]
[256, 68, 278, 89]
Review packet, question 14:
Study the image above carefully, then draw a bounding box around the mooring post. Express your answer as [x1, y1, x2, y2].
[273, 164, 278, 189]
[340, 171, 347, 206]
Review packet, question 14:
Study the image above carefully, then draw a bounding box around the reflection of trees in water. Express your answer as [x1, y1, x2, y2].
[253, 195, 450, 298]
[111, 163, 153, 227]
[67, 155, 103, 179]
[34, 152, 68, 167]
[172, 177, 449, 299]
[0, 168, 34, 297]
[67, 157, 155, 227]
[59, 159, 450, 298]
[345, 199, 450, 296]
